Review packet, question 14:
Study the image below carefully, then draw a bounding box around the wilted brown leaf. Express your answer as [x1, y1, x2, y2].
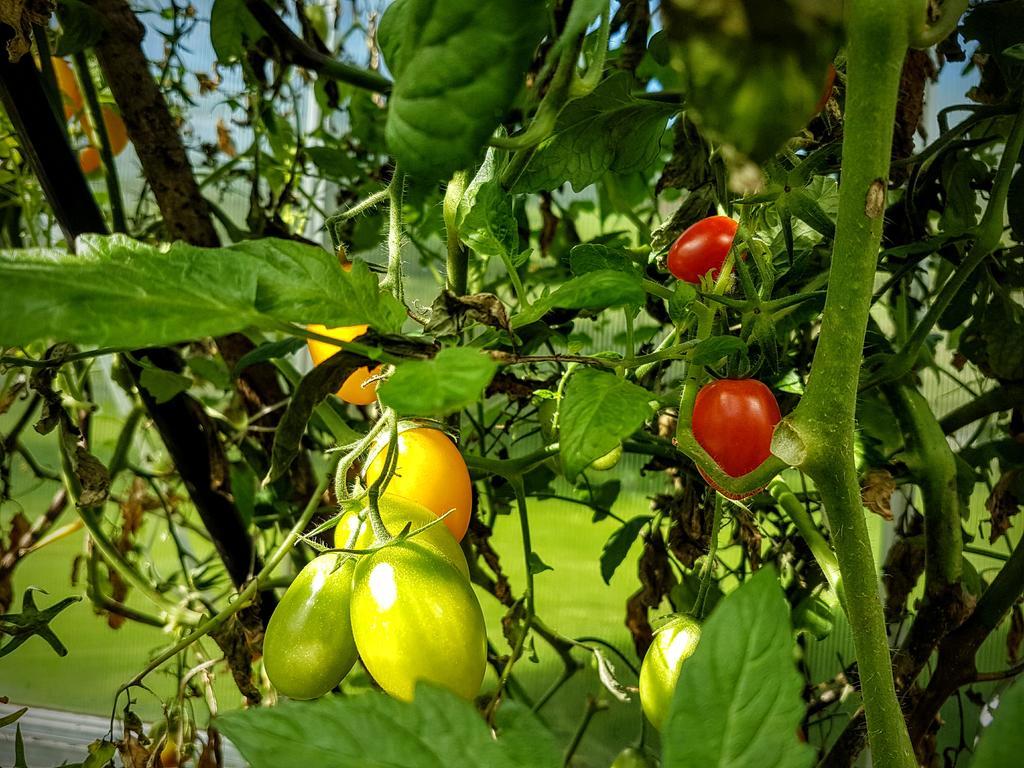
[862, 468, 896, 521]
[987, 468, 1022, 543]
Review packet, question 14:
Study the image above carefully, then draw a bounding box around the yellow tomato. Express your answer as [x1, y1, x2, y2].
[307, 323, 382, 406]
[334, 496, 470, 580]
[364, 426, 472, 542]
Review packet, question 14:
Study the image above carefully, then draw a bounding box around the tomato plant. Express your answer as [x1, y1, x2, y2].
[349, 541, 487, 702]
[1, 1, 1022, 767]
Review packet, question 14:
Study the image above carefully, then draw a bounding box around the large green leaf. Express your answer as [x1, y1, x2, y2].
[0, 235, 405, 348]
[661, 0, 842, 161]
[559, 368, 654, 480]
[381, 0, 547, 180]
[512, 73, 676, 193]
[217, 684, 560, 768]
[511, 270, 645, 328]
[662, 567, 814, 768]
[972, 678, 1024, 768]
[378, 346, 498, 417]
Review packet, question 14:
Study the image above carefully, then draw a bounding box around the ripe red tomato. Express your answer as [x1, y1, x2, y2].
[667, 215, 738, 284]
[350, 541, 487, 701]
[815, 64, 837, 114]
[692, 378, 781, 483]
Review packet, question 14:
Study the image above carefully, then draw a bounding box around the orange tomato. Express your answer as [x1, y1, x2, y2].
[364, 426, 473, 542]
[80, 107, 129, 156]
[307, 323, 382, 406]
[78, 146, 101, 175]
[51, 57, 82, 119]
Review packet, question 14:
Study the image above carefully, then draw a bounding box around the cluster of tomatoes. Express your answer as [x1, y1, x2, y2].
[632, 216, 785, 729]
[50, 57, 129, 175]
[263, 416, 486, 702]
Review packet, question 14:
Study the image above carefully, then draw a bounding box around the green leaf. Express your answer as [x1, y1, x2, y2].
[0, 235, 405, 349]
[382, 0, 547, 179]
[82, 740, 117, 768]
[210, 0, 265, 65]
[378, 0, 412, 78]
[667, 282, 697, 323]
[972, 678, 1024, 768]
[559, 369, 654, 480]
[569, 244, 641, 277]
[527, 552, 553, 575]
[511, 270, 645, 328]
[266, 350, 371, 483]
[0, 708, 28, 729]
[457, 149, 518, 261]
[785, 188, 835, 240]
[0, 588, 81, 659]
[662, 567, 814, 768]
[378, 347, 498, 417]
[662, 1, 842, 161]
[305, 146, 360, 180]
[138, 365, 192, 404]
[600, 515, 650, 584]
[55, 0, 106, 55]
[512, 73, 675, 193]
[217, 684, 560, 768]
[690, 335, 747, 366]
[232, 337, 306, 375]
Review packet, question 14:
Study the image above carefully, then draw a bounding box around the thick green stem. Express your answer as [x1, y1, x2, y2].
[884, 385, 961, 595]
[769, 479, 843, 603]
[773, 3, 918, 766]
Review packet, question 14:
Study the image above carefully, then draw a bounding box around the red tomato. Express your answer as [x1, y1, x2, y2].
[667, 216, 738, 284]
[692, 379, 781, 482]
[815, 64, 837, 114]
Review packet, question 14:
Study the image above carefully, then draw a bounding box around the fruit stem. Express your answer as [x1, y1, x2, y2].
[692, 493, 724, 619]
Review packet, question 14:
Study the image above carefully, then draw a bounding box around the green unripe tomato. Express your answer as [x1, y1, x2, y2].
[589, 443, 623, 471]
[263, 554, 358, 700]
[350, 541, 487, 702]
[610, 747, 656, 767]
[334, 496, 470, 580]
[639, 614, 702, 730]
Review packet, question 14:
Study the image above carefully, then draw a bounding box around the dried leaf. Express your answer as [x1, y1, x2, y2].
[0, 0, 53, 61]
[216, 118, 237, 157]
[987, 469, 1022, 543]
[862, 468, 896, 521]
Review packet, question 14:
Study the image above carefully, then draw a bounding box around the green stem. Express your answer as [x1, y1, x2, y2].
[772, 4, 919, 765]
[692, 495, 723, 619]
[72, 51, 127, 233]
[769, 478, 844, 603]
[884, 385, 961, 595]
[443, 170, 469, 295]
[383, 167, 405, 303]
[116, 454, 339, 693]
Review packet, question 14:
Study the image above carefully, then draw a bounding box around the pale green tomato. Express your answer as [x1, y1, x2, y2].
[638, 614, 702, 730]
[334, 496, 470, 580]
[350, 541, 487, 702]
